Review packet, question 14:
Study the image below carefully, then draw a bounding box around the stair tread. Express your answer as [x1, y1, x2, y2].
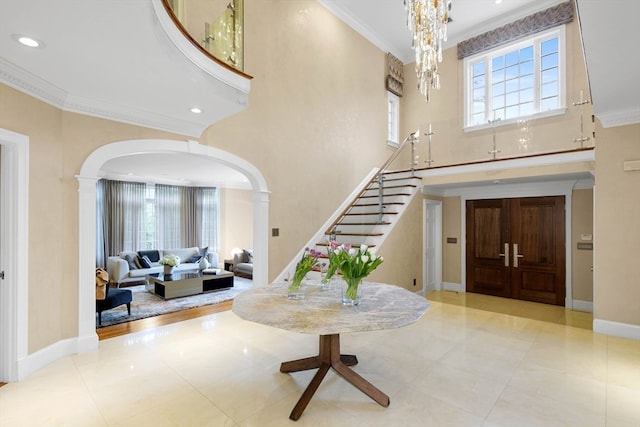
[335, 221, 392, 225]
[316, 242, 376, 248]
[344, 212, 398, 215]
[359, 193, 411, 198]
[353, 202, 405, 207]
[324, 232, 384, 237]
[367, 184, 418, 190]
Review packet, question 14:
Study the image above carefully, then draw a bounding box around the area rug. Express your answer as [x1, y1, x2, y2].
[97, 276, 253, 328]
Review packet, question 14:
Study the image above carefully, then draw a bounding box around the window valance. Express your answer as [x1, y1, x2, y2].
[457, 0, 574, 60]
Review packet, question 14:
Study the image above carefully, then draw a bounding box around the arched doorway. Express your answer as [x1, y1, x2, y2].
[76, 139, 269, 348]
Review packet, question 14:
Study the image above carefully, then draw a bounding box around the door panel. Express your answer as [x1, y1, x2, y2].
[510, 196, 565, 305]
[466, 199, 510, 298]
[467, 196, 565, 306]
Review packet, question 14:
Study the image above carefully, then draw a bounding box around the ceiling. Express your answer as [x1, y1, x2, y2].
[1, 0, 637, 187]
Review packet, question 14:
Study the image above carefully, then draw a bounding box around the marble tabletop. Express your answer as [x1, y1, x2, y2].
[232, 281, 430, 336]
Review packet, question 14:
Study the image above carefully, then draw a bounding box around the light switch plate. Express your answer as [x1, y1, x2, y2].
[580, 233, 592, 241]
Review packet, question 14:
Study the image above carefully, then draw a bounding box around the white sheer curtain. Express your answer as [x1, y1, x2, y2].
[96, 181, 219, 266]
[96, 179, 146, 266]
[201, 188, 219, 253]
[155, 184, 181, 249]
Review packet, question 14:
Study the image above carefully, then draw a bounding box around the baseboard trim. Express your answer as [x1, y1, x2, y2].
[441, 282, 464, 292]
[572, 300, 593, 313]
[593, 319, 640, 341]
[17, 334, 98, 380]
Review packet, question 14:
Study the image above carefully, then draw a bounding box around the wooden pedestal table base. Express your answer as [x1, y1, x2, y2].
[280, 334, 389, 421]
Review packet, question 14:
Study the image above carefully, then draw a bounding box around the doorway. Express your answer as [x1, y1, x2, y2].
[423, 199, 442, 294]
[466, 196, 566, 306]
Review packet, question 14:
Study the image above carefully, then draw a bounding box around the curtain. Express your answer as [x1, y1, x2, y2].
[201, 188, 219, 253]
[97, 179, 146, 263]
[180, 187, 202, 247]
[96, 181, 219, 265]
[155, 184, 181, 249]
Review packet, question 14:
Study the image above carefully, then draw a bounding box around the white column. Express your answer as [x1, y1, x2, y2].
[252, 190, 270, 286]
[76, 176, 100, 352]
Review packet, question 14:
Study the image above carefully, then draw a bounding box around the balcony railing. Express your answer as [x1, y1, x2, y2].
[163, 0, 247, 75]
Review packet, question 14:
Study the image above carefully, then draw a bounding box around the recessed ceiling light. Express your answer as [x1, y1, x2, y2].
[12, 34, 44, 48]
[495, 0, 503, 4]
[190, 107, 203, 114]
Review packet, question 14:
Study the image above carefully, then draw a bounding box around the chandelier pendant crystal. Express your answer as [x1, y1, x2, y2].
[404, 0, 451, 102]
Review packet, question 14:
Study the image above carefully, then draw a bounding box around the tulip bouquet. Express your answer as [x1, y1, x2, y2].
[326, 243, 383, 301]
[288, 247, 321, 294]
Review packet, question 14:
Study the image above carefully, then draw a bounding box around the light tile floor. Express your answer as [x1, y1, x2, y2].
[1, 291, 639, 426]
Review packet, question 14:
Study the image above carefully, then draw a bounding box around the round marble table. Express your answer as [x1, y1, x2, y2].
[232, 281, 430, 421]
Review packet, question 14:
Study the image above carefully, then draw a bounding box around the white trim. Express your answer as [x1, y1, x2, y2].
[0, 128, 29, 382]
[572, 299, 593, 313]
[593, 319, 640, 341]
[423, 199, 442, 295]
[151, 0, 250, 93]
[316, 1, 409, 63]
[463, 26, 567, 129]
[597, 107, 640, 128]
[442, 282, 464, 293]
[387, 91, 400, 146]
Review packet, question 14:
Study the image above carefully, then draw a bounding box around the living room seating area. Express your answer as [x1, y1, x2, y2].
[107, 247, 217, 287]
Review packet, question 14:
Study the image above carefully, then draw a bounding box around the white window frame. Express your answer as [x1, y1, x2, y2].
[463, 26, 567, 132]
[387, 91, 400, 147]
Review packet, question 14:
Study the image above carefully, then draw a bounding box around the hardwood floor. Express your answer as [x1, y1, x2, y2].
[97, 300, 234, 340]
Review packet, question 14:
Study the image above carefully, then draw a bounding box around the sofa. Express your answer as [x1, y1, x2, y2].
[233, 249, 253, 278]
[107, 247, 218, 287]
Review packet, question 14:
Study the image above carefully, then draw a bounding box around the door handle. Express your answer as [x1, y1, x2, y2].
[513, 243, 524, 267]
[498, 243, 509, 267]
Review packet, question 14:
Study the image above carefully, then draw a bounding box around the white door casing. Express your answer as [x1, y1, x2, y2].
[423, 199, 442, 295]
[0, 128, 29, 382]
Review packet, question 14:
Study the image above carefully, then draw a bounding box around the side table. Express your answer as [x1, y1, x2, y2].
[223, 259, 233, 272]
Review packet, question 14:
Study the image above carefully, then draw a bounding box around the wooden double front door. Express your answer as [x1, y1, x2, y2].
[466, 196, 566, 306]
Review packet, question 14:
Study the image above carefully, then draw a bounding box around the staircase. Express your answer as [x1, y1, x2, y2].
[276, 131, 423, 281]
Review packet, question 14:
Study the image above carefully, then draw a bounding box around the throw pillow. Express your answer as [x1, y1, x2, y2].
[134, 256, 144, 269]
[124, 254, 138, 270]
[186, 254, 202, 263]
[138, 250, 160, 263]
[245, 249, 254, 263]
[199, 246, 209, 257]
[139, 255, 152, 269]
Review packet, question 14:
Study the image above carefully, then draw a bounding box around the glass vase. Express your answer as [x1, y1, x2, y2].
[287, 275, 307, 300]
[342, 277, 363, 306]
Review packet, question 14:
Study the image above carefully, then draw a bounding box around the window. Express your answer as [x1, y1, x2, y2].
[387, 91, 400, 146]
[464, 26, 566, 129]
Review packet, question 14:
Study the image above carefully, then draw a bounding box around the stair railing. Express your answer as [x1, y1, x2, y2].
[326, 129, 420, 235]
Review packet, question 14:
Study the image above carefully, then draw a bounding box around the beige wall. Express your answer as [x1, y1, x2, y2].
[442, 196, 462, 285]
[0, 0, 397, 355]
[202, 1, 394, 282]
[219, 188, 253, 265]
[1, 0, 638, 364]
[572, 189, 594, 303]
[400, 17, 594, 165]
[593, 123, 640, 326]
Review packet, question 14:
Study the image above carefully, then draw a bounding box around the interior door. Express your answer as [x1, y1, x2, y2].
[510, 196, 565, 305]
[466, 196, 565, 305]
[466, 199, 511, 298]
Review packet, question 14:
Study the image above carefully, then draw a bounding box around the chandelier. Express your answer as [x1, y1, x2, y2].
[404, 0, 451, 102]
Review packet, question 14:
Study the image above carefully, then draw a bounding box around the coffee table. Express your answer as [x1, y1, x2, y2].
[232, 281, 429, 420]
[146, 270, 234, 299]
